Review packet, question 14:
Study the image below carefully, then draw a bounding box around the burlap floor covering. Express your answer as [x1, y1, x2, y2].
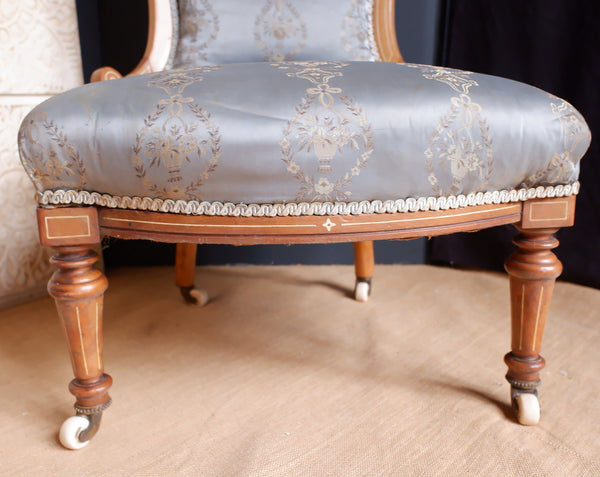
[0, 264, 598, 476]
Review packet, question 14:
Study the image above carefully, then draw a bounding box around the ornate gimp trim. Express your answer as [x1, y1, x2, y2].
[365, 0, 380, 60]
[341, 0, 381, 61]
[37, 182, 579, 217]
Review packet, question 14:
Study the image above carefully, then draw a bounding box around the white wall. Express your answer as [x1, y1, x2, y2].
[0, 0, 84, 308]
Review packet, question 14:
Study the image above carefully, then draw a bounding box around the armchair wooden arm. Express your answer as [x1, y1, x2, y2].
[373, 0, 403, 63]
[91, 0, 175, 82]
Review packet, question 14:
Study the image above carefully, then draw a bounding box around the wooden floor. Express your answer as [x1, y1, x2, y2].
[1, 264, 599, 476]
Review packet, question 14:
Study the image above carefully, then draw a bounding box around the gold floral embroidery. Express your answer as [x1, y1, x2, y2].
[416, 64, 492, 195]
[341, 0, 379, 61]
[406, 64, 478, 94]
[174, 0, 219, 66]
[425, 94, 493, 196]
[254, 0, 307, 61]
[132, 68, 221, 200]
[147, 67, 214, 95]
[525, 98, 588, 186]
[273, 61, 374, 201]
[18, 111, 87, 192]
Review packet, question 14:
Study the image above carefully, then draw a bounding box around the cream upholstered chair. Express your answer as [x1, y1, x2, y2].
[18, 0, 591, 449]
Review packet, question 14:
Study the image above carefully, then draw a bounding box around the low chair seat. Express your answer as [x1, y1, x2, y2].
[19, 61, 590, 216]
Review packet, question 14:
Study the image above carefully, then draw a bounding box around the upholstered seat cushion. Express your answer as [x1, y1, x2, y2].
[18, 61, 590, 215]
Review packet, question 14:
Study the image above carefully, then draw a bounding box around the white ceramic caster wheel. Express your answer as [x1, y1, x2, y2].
[180, 286, 209, 306]
[514, 393, 540, 426]
[59, 415, 91, 450]
[189, 288, 209, 307]
[354, 281, 370, 302]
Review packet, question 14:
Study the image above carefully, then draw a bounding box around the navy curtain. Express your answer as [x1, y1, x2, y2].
[430, 0, 600, 288]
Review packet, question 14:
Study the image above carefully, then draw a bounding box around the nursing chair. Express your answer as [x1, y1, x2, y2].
[18, 0, 591, 449]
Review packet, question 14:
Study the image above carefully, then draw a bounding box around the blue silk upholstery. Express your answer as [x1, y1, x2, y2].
[171, 0, 380, 67]
[18, 61, 590, 214]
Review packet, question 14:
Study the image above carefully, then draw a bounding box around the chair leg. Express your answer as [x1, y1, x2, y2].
[47, 245, 112, 449]
[353, 241, 374, 302]
[175, 243, 208, 306]
[504, 228, 562, 425]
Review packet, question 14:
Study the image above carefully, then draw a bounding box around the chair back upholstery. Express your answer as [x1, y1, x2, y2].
[169, 0, 394, 68]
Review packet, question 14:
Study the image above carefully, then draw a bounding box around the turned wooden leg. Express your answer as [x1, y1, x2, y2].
[48, 244, 112, 447]
[504, 228, 562, 425]
[175, 243, 208, 306]
[353, 241, 374, 302]
[37, 207, 111, 448]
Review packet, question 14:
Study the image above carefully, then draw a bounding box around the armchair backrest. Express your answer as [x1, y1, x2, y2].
[135, 0, 402, 75]
[171, 0, 400, 67]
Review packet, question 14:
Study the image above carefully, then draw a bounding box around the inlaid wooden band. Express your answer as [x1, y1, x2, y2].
[98, 202, 522, 245]
[37, 207, 99, 247]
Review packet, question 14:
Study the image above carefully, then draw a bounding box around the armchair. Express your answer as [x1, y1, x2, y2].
[18, 0, 591, 449]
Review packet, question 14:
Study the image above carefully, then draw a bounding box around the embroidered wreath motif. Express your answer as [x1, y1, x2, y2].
[524, 98, 587, 187]
[405, 64, 479, 94]
[175, 0, 219, 66]
[254, 0, 307, 61]
[413, 64, 493, 196]
[132, 68, 222, 200]
[424, 94, 493, 196]
[18, 111, 87, 192]
[274, 62, 374, 202]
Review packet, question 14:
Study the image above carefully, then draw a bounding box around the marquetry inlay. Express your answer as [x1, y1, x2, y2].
[322, 218, 336, 231]
[75, 306, 89, 375]
[37, 207, 100, 246]
[532, 286, 545, 352]
[99, 203, 522, 240]
[521, 196, 575, 229]
[45, 215, 91, 240]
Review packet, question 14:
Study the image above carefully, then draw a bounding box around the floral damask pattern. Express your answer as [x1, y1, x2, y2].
[417, 65, 493, 196]
[254, 0, 307, 61]
[18, 111, 87, 192]
[524, 98, 589, 187]
[341, 0, 379, 61]
[171, 0, 382, 66]
[174, 0, 219, 67]
[406, 64, 479, 94]
[132, 68, 222, 200]
[425, 95, 493, 195]
[273, 62, 374, 201]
